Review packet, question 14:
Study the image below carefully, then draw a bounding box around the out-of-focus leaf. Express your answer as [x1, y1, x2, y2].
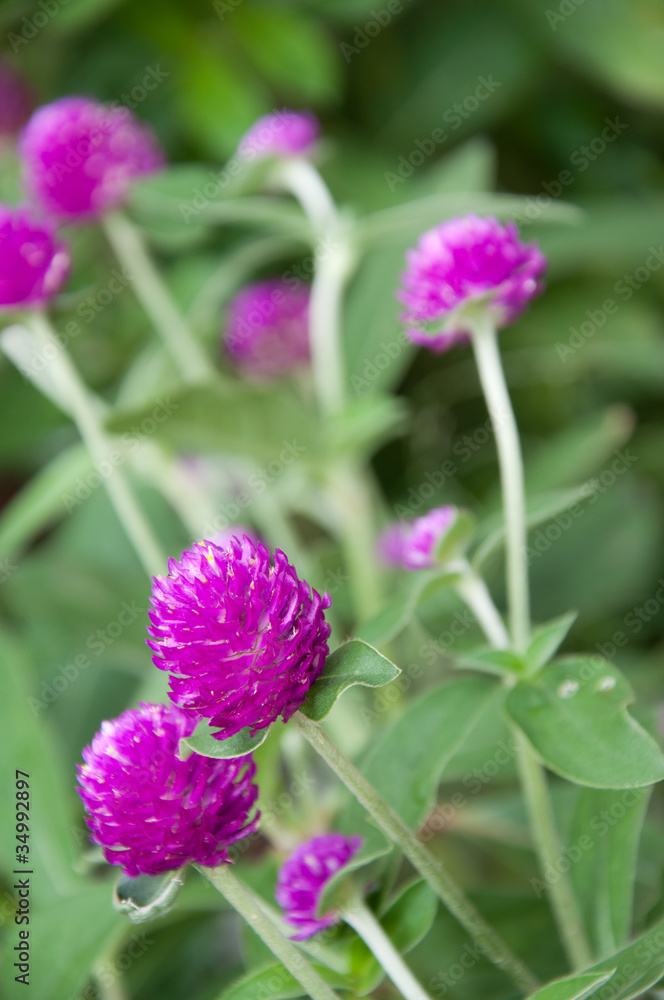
[114, 869, 186, 924]
[506, 657, 664, 788]
[525, 611, 578, 673]
[524, 971, 617, 1000]
[217, 962, 350, 1000]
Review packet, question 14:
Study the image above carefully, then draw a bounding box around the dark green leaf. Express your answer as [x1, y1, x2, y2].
[506, 657, 664, 788]
[301, 639, 401, 721]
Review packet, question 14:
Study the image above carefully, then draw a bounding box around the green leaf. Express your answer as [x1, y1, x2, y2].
[106, 381, 317, 461]
[458, 647, 525, 678]
[526, 612, 578, 673]
[350, 881, 438, 995]
[525, 970, 617, 1000]
[327, 395, 409, 459]
[217, 962, 350, 1000]
[300, 639, 401, 722]
[506, 656, 664, 788]
[357, 569, 461, 647]
[567, 787, 650, 955]
[113, 869, 186, 924]
[182, 723, 271, 760]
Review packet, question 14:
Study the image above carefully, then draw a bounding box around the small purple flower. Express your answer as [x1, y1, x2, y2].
[147, 536, 331, 739]
[0, 61, 33, 140]
[76, 702, 259, 878]
[0, 204, 69, 310]
[398, 215, 546, 353]
[276, 833, 362, 940]
[378, 506, 458, 571]
[20, 97, 164, 222]
[224, 279, 310, 380]
[238, 109, 319, 160]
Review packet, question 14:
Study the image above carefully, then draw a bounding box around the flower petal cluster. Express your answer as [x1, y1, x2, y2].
[378, 505, 458, 570]
[398, 214, 546, 352]
[238, 110, 319, 160]
[147, 536, 331, 739]
[224, 279, 311, 380]
[76, 702, 259, 877]
[0, 204, 69, 309]
[20, 96, 164, 222]
[276, 833, 362, 939]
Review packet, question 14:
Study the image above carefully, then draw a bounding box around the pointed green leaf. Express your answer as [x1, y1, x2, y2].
[357, 569, 461, 647]
[300, 639, 400, 721]
[526, 611, 578, 673]
[506, 656, 664, 788]
[525, 970, 616, 1000]
[113, 869, 186, 924]
[458, 646, 525, 678]
[181, 723, 271, 760]
[217, 962, 351, 1000]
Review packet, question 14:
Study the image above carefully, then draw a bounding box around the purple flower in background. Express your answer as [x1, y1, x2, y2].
[398, 215, 546, 353]
[76, 702, 259, 877]
[378, 505, 458, 570]
[238, 109, 319, 160]
[0, 61, 33, 140]
[224, 279, 311, 380]
[147, 537, 331, 739]
[20, 97, 164, 222]
[0, 204, 69, 310]
[276, 833, 362, 940]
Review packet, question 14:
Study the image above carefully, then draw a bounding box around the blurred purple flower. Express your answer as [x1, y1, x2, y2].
[378, 505, 457, 570]
[0, 61, 33, 140]
[147, 537, 331, 739]
[398, 214, 546, 352]
[0, 204, 69, 309]
[238, 109, 319, 160]
[76, 702, 259, 877]
[276, 833, 362, 939]
[224, 279, 310, 380]
[20, 96, 164, 222]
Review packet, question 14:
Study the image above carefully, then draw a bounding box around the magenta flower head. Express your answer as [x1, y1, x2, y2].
[398, 215, 546, 353]
[0, 61, 33, 140]
[276, 833, 362, 940]
[224, 279, 311, 380]
[76, 702, 259, 878]
[147, 536, 332, 739]
[0, 204, 69, 310]
[20, 97, 164, 222]
[238, 109, 319, 161]
[378, 505, 471, 571]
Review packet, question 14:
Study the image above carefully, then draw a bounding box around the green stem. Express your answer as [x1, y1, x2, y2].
[196, 865, 340, 1000]
[28, 312, 167, 579]
[331, 460, 382, 621]
[102, 210, 213, 384]
[294, 712, 538, 994]
[455, 559, 509, 649]
[468, 315, 593, 970]
[342, 898, 432, 1000]
[470, 318, 529, 652]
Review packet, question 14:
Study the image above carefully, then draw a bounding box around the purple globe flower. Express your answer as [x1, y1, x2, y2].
[0, 61, 33, 140]
[224, 279, 311, 380]
[398, 215, 546, 353]
[378, 506, 459, 571]
[76, 702, 259, 878]
[147, 536, 332, 739]
[276, 833, 362, 940]
[0, 204, 69, 310]
[20, 97, 164, 222]
[238, 110, 319, 160]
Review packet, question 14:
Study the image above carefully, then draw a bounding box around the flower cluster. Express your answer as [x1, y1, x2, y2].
[224, 279, 311, 380]
[398, 214, 546, 352]
[147, 536, 331, 738]
[238, 109, 319, 160]
[276, 833, 362, 939]
[76, 702, 259, 877]
[379, 505, 460, 570]
[0, 206, 70, 310]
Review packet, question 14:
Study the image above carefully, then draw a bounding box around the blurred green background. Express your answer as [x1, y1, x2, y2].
[1, 0, 664, 998]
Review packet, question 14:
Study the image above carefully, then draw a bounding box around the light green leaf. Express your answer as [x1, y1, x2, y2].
[525, 970, 617, 1000]
[568, 786, 650, 955]
[182, 723, 271, 760]
[357, 569, 461, 647]
[506, 656, 664, 788]
[350, 881, 438, 995]
[113, 869, 186, 924]
[526, 612, 578, 673]
[458, 647, 525, 678]
[217, 962, 350, 1000]
[301, 639, 401, 722]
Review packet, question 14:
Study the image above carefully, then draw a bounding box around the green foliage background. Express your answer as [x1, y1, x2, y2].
[1, 0, 664, 998]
